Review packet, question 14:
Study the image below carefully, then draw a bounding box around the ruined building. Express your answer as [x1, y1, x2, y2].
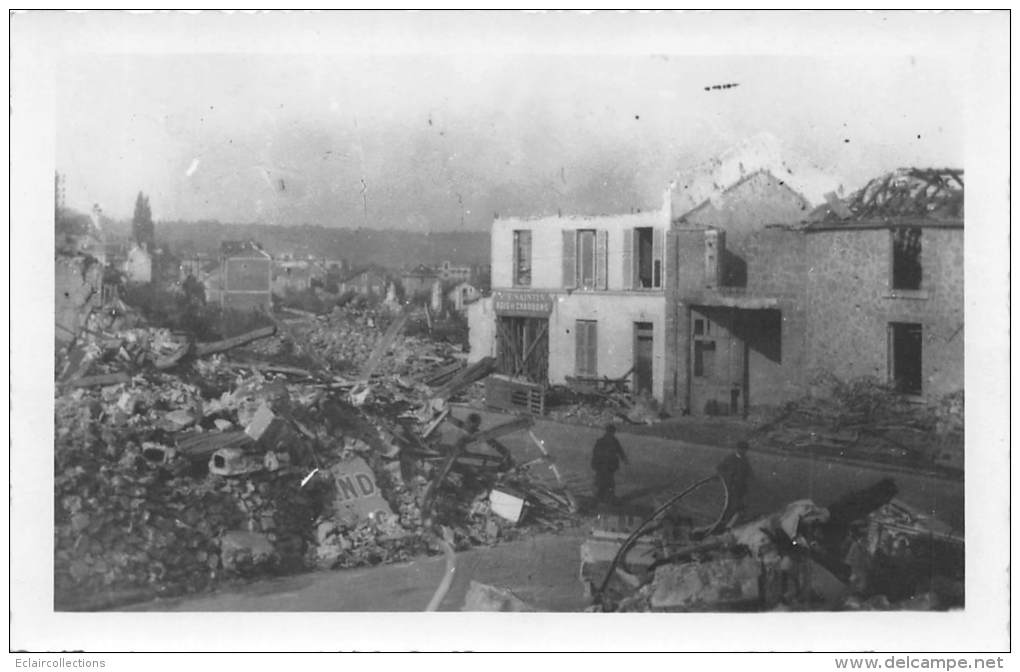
[476, 161, 963, 416]
[664, 168, 963, 415]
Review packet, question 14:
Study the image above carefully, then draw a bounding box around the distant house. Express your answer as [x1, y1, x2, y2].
[272, 261, 317, 296]
[219, 240, 273, 311]
[340, 265, 390, 297]
[438, 260, 472, 283]
[401, 264, 438, 299]
[446, 281, 481, 312]
[124, 243, 153, 284]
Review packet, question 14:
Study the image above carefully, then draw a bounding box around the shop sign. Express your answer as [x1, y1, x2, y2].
[493, 290, 553, 317]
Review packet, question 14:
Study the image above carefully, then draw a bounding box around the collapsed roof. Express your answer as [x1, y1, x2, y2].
[811, 168, 964, 224]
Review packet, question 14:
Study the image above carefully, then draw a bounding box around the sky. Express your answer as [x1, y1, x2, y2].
[53, 15, 968, 231]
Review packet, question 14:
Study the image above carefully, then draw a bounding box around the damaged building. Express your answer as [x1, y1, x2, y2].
[665, 167, 964, 415]
[474, 162, 963, 418]
[485, 203, 672, 402]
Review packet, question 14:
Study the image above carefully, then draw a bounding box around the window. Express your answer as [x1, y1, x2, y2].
[892, 227, 922, 290]
[889, 322, 923, 395]
[562, 229, 607, 290]
[575, 320, 598, 377]
[624, 227, 664, 289]
[513, 230, 532, 286]
[578, 229, 596, 287]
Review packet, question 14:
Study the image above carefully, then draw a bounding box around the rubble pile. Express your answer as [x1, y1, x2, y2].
[546, 386, 665, 428]
[753, 377, 964, 471]
[585, 479, 964, 613]
[54, 310, 576, 610]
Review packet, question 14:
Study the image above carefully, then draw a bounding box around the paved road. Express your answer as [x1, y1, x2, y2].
[123, 407, 963, 612]
[460, 408, 964, 532]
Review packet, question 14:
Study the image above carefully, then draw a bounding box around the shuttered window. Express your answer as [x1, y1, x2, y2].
[562, 230, 577, 289]
[575, 320, 598, 377]
[572, 229, 607, 290]
[513, 230, 532, 286]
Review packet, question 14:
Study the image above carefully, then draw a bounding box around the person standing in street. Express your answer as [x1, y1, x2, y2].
[716, 440, 753, 526]
[591, 424, 629, 506]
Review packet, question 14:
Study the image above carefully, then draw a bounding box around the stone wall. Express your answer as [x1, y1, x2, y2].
[804, 227, 964, 397]
[55, 254, 103, 343]
[548, 292, 666, 400]
[665, 224, 963, 414]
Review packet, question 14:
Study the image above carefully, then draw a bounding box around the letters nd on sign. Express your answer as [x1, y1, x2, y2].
[493, 290, 553, 317]
[329, 457, 394, 524]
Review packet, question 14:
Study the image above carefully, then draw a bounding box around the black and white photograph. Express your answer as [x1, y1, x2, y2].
[10, 9, 1011, 658]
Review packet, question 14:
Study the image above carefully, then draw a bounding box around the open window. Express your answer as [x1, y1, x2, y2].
[513, 230, 532, 286]
[891, 227, 922, 290]
[624, 227, 663, 289]
[889, 322, 923, 395]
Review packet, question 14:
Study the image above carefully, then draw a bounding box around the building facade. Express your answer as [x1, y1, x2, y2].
[219, 241, 273, 312]
[664, 169, 964, 415]
[446, 281, 481, 312]
[486, 204, 671, 399]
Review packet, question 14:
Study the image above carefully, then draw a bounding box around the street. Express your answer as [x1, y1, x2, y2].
[124, 407, 963, 612]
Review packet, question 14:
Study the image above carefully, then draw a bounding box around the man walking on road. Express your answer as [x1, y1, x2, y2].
[717, 440, 753, 526]
[591, 424, 628, 506]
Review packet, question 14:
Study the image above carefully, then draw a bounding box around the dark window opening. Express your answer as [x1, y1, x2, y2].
[636, 227, 654, 288]
[693, 318, 705, 336]
[513, 230, 532, 286]
[693, 340, 715, 378]
[890, 322, 923, 395]
[892, 227, 922, 290]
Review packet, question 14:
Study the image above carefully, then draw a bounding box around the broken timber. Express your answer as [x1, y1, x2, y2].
[359, 311, 409, 382]
[194, 325, 277, 358]
[62, 372, 131, 389]
[431, 356, 497, 402]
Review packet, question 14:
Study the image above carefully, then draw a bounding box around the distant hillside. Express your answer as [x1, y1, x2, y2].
[103, 220, 491, 268]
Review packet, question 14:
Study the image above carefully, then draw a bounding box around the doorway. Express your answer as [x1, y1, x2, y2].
[633, 322, 654, 396]
[689, 308, 747, 416]
[889, 322, 923, 394]
[496, 316, 550, 384]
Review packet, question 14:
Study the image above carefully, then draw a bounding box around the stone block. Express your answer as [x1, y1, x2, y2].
[650, 556, 761, 610]
[209, 447, 263, 477]
[462, 580, 534, 612]
[219, 530, 277, 572]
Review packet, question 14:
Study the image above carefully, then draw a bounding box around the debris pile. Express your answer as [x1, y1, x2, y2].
[546, 385, 666, 428]
[54, 308, 576, 610]
[585, 478, 964, 613]
[752, 377, 964, 472]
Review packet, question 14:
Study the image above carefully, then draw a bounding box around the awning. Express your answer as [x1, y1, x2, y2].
[682, 293, 779, 310]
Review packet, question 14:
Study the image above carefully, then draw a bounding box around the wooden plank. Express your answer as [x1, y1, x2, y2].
[194, 325, 277, 357]
[463, 415, 534, 446]
[432, 356, 497, 401]
[223, 361, 314, 377]
[514, 322, 548, 377]
[359, 311, 409, 382]
[62, 372, 130, 389]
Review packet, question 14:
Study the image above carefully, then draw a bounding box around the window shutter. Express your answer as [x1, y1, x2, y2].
[622, 228, 634, 290]
[575, 320, 598, 377]
[596, 230, 608, 290]
[574, 320, 586, 375]
[652, 227, 664, 288]
[562, 230, 576, 289]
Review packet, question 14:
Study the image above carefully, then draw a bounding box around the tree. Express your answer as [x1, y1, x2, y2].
[132, 192, 155, 250]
